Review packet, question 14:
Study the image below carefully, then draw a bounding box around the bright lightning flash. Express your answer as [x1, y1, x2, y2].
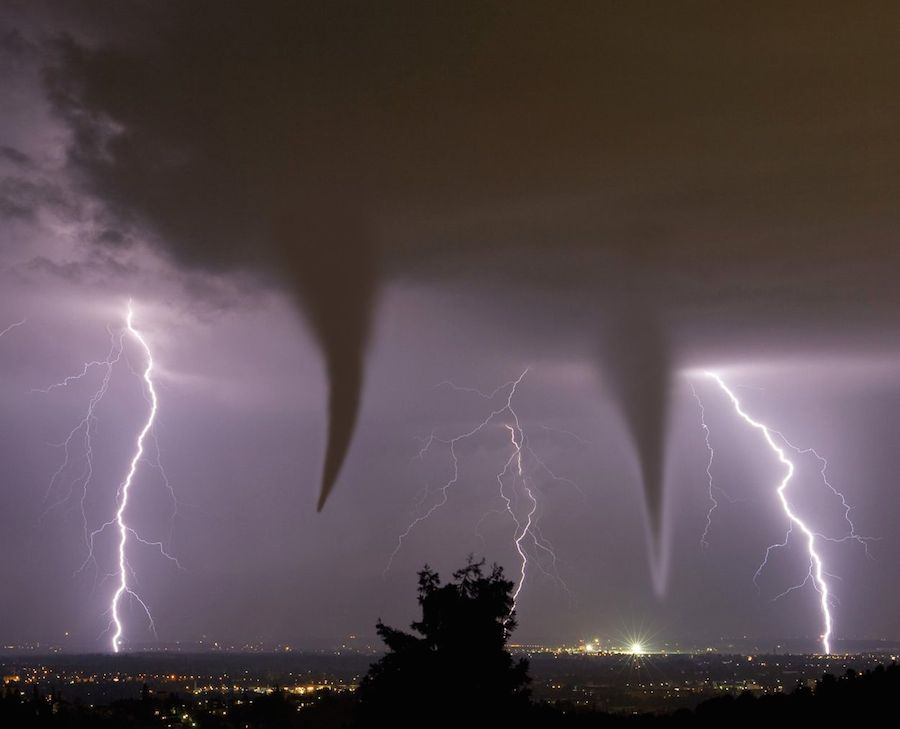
[702, 371, 872, 655]
[386, 370, 576, 611]
[36, 301, 177, 652]
[108, 302, 161, 653]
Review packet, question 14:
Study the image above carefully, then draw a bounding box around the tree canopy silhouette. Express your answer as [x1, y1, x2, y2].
[355, 558, 531, 726]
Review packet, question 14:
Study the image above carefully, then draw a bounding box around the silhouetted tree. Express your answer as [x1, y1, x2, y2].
[355, 558, 531, 726]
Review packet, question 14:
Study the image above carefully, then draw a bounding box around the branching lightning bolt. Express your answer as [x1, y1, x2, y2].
[386, 370, 574, 611]
[702, 371, 873, 655]
[35, 301, 179, 652]
[38, 326, 125, 534]
[385, 371, 529, 576]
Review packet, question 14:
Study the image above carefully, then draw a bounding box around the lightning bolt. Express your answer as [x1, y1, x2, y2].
[37, 325, 125, 536]
[386, 369, 573, 610]
[35, 301, 178, 652]
[0, 318, 26, 339]
[501, 423, 534, 606]
[702, 371, 873, 655]
[690, 385, 749, 550]
[105, 301, 162, 652]
[690, 384, 718, 550]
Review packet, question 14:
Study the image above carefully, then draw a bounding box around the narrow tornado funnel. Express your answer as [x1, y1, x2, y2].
[278, 213, 377, 512]
[603, 309, 671, 590]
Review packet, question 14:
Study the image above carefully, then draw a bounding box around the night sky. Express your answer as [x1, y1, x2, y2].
[1, 2, 898, 651]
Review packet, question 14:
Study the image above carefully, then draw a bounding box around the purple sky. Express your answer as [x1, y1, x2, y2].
[0, 2, 898, 652]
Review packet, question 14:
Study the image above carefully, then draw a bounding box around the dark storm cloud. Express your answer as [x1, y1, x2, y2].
[38, 2, 900, 545]
[21, 248, 137, 282]
[0, 176, 67, 219]
[0, 145, 32, 166]
[1, 25, 36, 61]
